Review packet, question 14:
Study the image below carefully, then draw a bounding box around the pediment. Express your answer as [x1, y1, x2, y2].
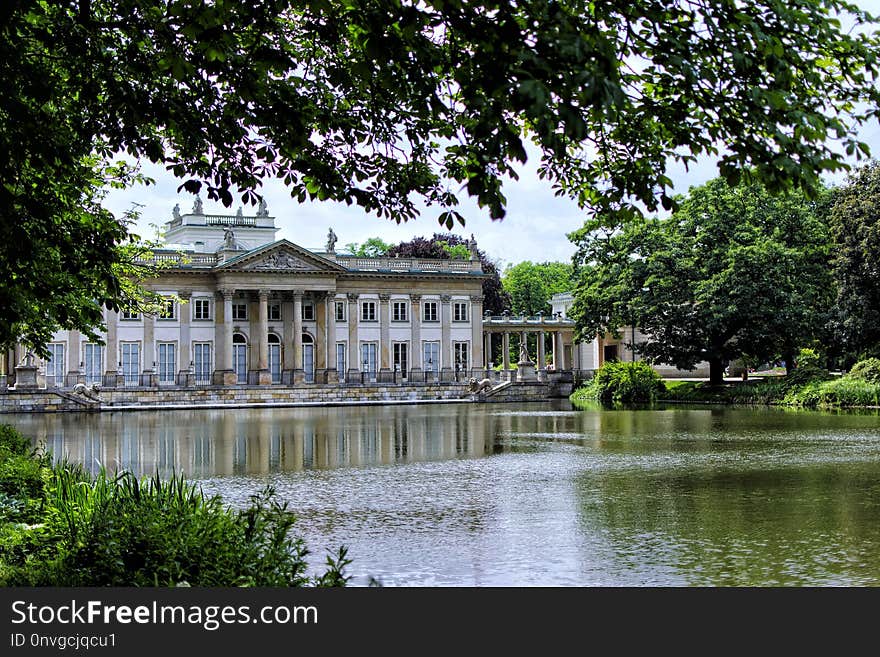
[217, 240, 345, 272]
[243, 251, 314, 271]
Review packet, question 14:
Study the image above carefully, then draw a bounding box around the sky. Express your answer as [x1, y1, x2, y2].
[103, 0, 880, 271]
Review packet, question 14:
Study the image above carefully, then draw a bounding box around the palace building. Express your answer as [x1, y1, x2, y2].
[15, 200, 490, 389]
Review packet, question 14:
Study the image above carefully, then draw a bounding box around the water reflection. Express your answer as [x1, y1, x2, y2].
[5, 402, 880, 585]
[13, 404, 522, 478]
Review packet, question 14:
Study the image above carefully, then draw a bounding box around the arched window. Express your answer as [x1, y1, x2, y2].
[302, 333, 314, 383]
[232, 333, 248, 383]
[268, 333, 281, 384]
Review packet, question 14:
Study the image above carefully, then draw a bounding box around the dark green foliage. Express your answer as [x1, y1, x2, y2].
[4, 0, 879, 352]
[0, 425, 349, 587]
[849, 358, 880, 384]
[570, 177, 834, 385]
[828, 163, 880, 361]
[584, 361, 665, 404]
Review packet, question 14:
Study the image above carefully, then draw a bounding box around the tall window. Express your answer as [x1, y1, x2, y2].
[158, 297, 176, 320]
[361, 343, 378, 380]
[336, 343, 346, 381]
[268, 334, 281, 384]
[269, 303, 282, 321]
[302, 334, 315, 383]
[120, 309, 140, 321]
[232, 334, 248, 383]
[121, 342, 140, 386]
[232, 303, 248, 321]
[193, 343, 211, 384]
[453, 342, 470, 371]
[392, 301, 408, 322]
[83, 343, 103, 384]
[193, 298, 211, 320]
[361, 301, 377, 322]
[158, 343, 176, 383]
[423, 301, 438, 322]
[46, 343, 65, 386]
[335, 301, 346, 322]
[393, 342, 408, 375]
[423, 341, 440, 374]
[453, 302, 469, 322]
[302, 303, 315, 321]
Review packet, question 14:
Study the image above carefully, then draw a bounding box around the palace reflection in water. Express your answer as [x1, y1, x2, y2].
[7, 402, 880, 585]
[12, 404, 549, 478]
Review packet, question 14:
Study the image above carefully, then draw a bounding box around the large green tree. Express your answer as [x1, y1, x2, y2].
[570, 179, 834, 384]
[3, 0, 879, 353]
[502, 261, 573, 316]
[828, 161, 880, 362]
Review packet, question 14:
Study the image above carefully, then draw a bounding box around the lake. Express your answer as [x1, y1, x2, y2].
[6, 401, 880, 586]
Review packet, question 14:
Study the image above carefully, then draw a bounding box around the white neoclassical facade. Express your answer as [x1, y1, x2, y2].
[19, 202, 491, 388]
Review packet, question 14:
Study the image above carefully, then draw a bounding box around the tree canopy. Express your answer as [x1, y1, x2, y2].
[828, 161, 880, 362]
[502, 261, 573, 316]
[569, 178, 834, 384]
[3, 0, 880, 352]
[343, 237, 392, 258]
[386, 234, 509, 313]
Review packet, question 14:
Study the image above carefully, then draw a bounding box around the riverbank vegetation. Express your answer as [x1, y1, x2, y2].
[0, 425, 348, 586]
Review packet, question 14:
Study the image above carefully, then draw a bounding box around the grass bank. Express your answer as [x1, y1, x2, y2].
[570, 357, 880, 409]
[652, 376, 880, 408]
[0, 425, 349, 586]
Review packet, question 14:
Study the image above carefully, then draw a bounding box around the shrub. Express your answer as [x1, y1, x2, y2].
[785, 377, 880, 407]
[0, 425, 351, 587]
[2, 469, 350, 587]
[849, 358, 880, 384]
[587, 361, 665, 404]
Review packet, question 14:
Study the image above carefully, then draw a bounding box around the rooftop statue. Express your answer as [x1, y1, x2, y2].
[172, 203, 181, 220]
[236, 206, 244, 219]
[326, 227, 338, 253]
[223, 226, 236, 250]
[192, 195, 203, 215]
[256, 198, 269, 216]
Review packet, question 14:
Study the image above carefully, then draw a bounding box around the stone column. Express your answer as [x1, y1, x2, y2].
[68, 329, 82, 381]
[215, 289, 236, 385]
[316, 292, 327, 381]
[177, 291, 192, 385]
[470, 295, 483, 374]
[410, 294, 422, 377]
[346, 293, 360, 381]
[282, 293, 295, 380]
[379, 293, 391, 379]
[556, 331, 566, 369]
[551, 330, 558, 370]
[502, 331, 510, 370]
[293, 292, 304, 384]
[520, 331, 528, 362]
[256, 289, 271, 385]
[104, 308, 119, 383]
[440, 294, 452, 378]
[537, 330, 546, 371]
[326, 293, 339, 383]
[484, 332, 492, 371]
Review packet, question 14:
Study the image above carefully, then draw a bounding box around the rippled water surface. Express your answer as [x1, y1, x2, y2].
[8, 401, 880, 586]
